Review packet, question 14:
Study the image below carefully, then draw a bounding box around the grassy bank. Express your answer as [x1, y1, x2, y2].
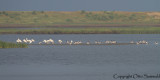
[0, 11, 160, 34]
[0, 40, 27, 48]
[0, 11, 160, 26]
[1, 27, 160, 34]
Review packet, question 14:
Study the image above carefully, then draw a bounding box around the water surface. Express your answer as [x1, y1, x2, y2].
[0, 34, 160, 80]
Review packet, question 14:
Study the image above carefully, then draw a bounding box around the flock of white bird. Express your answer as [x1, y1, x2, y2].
[16, 38, 35, 44]
[16, 38, 159, 45]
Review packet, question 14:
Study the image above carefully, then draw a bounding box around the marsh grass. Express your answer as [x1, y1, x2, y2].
[0, 27, 160, 34]
[0, 40, 27, 48]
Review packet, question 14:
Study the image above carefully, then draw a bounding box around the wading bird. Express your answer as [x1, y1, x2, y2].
[49, 39, 54, 44]
[86, 41, 90, 45]
[58, 40, 62, 44]
[16, 38, 22, 43]
[23, 39, 27, 43]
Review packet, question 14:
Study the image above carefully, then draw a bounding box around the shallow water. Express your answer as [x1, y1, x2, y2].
[0, 34, 160, 80]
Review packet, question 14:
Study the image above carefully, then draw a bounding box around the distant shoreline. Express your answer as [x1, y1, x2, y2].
[0, 26, 160, 34]
[0, 11, 160, 27]
[0, 24, 160, 28]
[0, 11, 160, 34]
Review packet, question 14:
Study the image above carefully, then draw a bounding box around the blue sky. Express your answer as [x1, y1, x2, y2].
[0, 0, 160, 11]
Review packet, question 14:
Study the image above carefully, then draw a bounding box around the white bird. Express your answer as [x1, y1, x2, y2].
[74, 41, 79, 44]
[136, 42, 140, 45]
[31, 39, 35, 42]
[78, 41, 82, 44]
[58, 40, 62, 44]
[23, 39, 27, 43]
[138, 40, 148, 44]
[16, 38, 22, 43]
[28, 40, 32, 44]
[105, 41, 110, 44]
[111, 41, 117, 44]
[43, 40, 47, 44]
[70, 40, 73, 45]
[86, 41, 90, 45]
[49, 39, 54, 44]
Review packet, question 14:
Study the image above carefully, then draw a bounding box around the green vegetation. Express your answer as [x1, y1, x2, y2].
[0, 11, 160, 34]
[0, 11, 160, 26]
[66, 19, 73, 22]
[81, 10, 86, 14]
[0, 40, 27, 48]
[1, 27, 160, 34]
